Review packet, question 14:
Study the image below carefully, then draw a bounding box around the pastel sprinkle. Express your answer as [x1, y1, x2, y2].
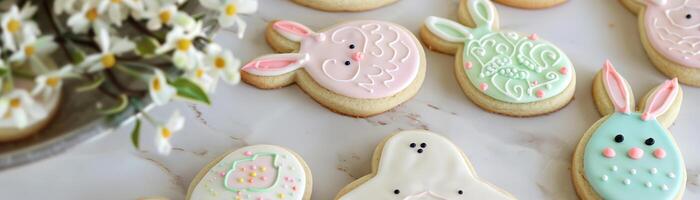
[661, 184, 669, 191]
[532, 80, 539, 86]
[611, 165, 618, 172]
[261, 176, 268, 181]
[630, 168, 637, 175]
[248, 178, 254, 183]
[650, 168, 658, 174]
[536, 90, 545, 98]
[465, 62, 473, 70]
[237, 178, 244, 183]
[244, 151, 253, 156]
[559, 67, 568, 75]
[250, 165, 257, 170]
[292, 185, 297, 191]
[646, 182, 652, 188]
[219, 172, 226, 177]
[240, 167, 246, 172]
[284, 176, 290, 181]
[260, 167, 267, 172]
[480, 83, 489, 91]
[278, 193, 285, 199]
[528, 33, 539, 40]
[601, 175, 608, 181]
[623, 179, 631, 185]
[250, 172, 257, 177]
[668, 172, 676, 179]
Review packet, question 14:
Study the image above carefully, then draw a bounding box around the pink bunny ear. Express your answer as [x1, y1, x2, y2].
[641, 78, 679, 121]
[602, 60, 632, 114]
[272, 21, 315, 42]
[241, 53, 309, 76]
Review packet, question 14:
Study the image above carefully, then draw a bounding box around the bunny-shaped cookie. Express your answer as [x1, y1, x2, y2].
[241, 20, 425, 117]
[493, 0, 566, 9]
[621, 0, 700, 86]
[421, 0, 575, 117]
[335, 130, 516, 200]
[572, 61, 686, 200]
[291, 0, 399, 12]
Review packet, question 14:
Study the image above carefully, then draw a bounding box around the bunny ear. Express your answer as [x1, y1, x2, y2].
[241, 53, 309, 76]
[272, 20, 315, 42]
[641, 78, 680, 121]
[602, 60, 632, 114]
[425, 16, 473, 43]
[468, 0, 497, 29]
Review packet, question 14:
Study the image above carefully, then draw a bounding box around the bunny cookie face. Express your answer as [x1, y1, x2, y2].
[336, 130, 515, 200]
[187, 145, 311, 200]
[422, 0, 574, 116]
[644, 0, 700, 68]
[573, 61, 686, 200]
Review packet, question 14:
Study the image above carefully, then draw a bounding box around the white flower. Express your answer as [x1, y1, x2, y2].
[1, 3, 40, 51]
[203, 43, 241, 85]
[31, 65, 75, 100]
[67, 3, 109, 33]
[0, 90, 47, 129]
[79, 29, 135, 72]
[156, 22, 204, 70]
[200, 0, 257, 38]
[98, 0, 144, 26]
[53, 0, 81, 15]
[8, 35, 58, 71]
[186, 66, 218, 93]
[154, 110, 184, 155]
[148, 69, 176, 106]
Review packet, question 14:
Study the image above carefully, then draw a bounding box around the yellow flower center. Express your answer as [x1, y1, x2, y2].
[24, 45, 35, 57]
[9, 98, 20, 108]
[47, 77, 60, 87]
[6, 19, 21, 33]
[160, 128, 172, 139]
[214, 57, 226, 69]
[159, 11, 172, 23]
[101, 54, 116, 68]
[176, 39, 191, 51]
[86, 8, 99, 21]
[152, 78, 161, 92]
[195, 68, 204, 78]
[225, 4, 237, 16]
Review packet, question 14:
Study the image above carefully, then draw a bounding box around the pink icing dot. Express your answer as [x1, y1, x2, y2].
[528, 33, 539, 41]
[243, 151, 253, 156]
[628, 147, 644, 160]
[602, 147, 616, 158]
[560, 67, 568, 75]
[260, 176, 267, 181]
[240, 167, 246, 172]
[219, 172, 226, 177]
[654, 148, 666, 159]
[464, 62, 473, 70]
[532, 80, 539, 86]
[536, 90, 545, 98]
[292, 185, 298, 191]
[250, 165, 257, 170]
[480, 83, 489, 91]
[257, 198, 264, 200]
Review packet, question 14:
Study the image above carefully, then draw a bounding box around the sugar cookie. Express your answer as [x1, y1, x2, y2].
[291, 0, 399, 12]
[493, 0, 566, 9]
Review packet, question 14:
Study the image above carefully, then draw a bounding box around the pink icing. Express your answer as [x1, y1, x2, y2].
[272, 21, 312, 42]
[480, 83, 488, 91]
[559, 66, 568, 75]
[641, 78, 679, 121]
[225, 155, 278, 190]
[536, 90, 545, 98]
[465, 61, 473, 70]
[603, 147, 616, 158]
[244, 151, 253, 156]
[244, 20, 421, 99]
[628, 147, 644, 160]
[602, 61, 631, 114]
[644, 0, 700, 68]
[654, 148, 667, 159]
[528, 33, 539, 41]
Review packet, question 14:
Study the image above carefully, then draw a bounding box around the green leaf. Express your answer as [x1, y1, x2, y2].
[75, 75, 105, 92]
[135, 36, 160, 56]
[0, 67, 8, 77]
[66, 43, 86, 64]
[100, 94, 129, 115]
[170, 77, 211, 105]
[130, 119, 141, 149]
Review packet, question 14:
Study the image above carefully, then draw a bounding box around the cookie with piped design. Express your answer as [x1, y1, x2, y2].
[291, 0, 399, 12]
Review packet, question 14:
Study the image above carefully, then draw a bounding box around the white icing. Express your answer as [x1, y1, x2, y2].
[424, 16, 473, 43]
[338, 130, 513, 200]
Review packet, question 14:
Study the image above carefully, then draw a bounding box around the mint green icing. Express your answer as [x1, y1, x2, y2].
[584, 112, 683, 200]
[223, 152, 282, 193]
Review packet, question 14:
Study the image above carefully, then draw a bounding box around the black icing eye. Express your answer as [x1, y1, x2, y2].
[393, 189, 400, 194]
[458, 190, 464, 195]
[687, 14, 692, 19]
[409, 143, 416, 148]
[645, 138, 655, 146]
[349, 44, 355, 49]
[420, 143, 427, 148]
[344, 61, 351, 66]
[614, 134, 624, 143]
[417, 149, 424, 153]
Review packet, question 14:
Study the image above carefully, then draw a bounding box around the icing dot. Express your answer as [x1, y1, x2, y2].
[650, 168, 658, 174]
[645, 138, 655, 146]
[260, 176, 267, 181]
[624, 179, 631, 185]
[250, 165, 257, 170]
[602, 147, 616, 158]
[480, 83, 489, 91]
[409, 143, 416, 148]
[394, 189, 400, 194]
[536, 90, 545, 98]
[532, 80, 539, 86]
[654, 148, 666, 159]
[601, 175, 608, 181]
[244, 151, 253, 156]
[248, 178, 254, 183]
[420, 143, 427, 148]
[630, 168, 637, 175]
[661, 184, 669, 191]
[257, 197, 263, 200]
[668, 172, 676, 179]
[219, 172, 226, 177]
[417, 149, 424, 154]
[528, 33, 539, 40]
[278, 193, 285, 199]
[627, 147, 644, 160]
[646, 182, 652, 188]
[260, 167, 267, 172]
[240, 167, 246, 172]
[611, 165, 618, 172]
[559, 67, 568, 75]
[465, 62, 473, 70]
[250, 172, 257, 177]
[237, 178, 244, 183]
[614, 134, 624, 143]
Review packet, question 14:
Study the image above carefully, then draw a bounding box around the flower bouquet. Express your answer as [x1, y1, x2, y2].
[0, 0, 257, 168]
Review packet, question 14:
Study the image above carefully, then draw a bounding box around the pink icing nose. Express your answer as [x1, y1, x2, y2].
[628, 147, 644, 160]
[352, 52, 364, 61]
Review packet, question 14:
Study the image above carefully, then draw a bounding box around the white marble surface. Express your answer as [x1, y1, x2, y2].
[1, 0, 700, 199]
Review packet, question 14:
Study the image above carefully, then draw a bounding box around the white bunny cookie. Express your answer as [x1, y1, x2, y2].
[493, 0, 567, 9]
[291, 0, 399, 12]
[241, 20, 426, 117]
[187, 145, 312, 200]
[621, 0, 700, 86]
[420, 0, 575, 117]
[335, 130, 516, 200]
[572, 61, 686, 200]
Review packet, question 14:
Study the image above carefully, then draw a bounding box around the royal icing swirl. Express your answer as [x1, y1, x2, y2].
[189, 145, 307, 200]
[644, 0, 700, 68]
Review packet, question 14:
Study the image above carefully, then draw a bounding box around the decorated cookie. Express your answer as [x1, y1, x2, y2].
[493, 0, 566, 9]
[187, 145, 312, 200]
[572, 61, 686, 200]
[291, 0, 399, 12]
[621, 0, 700, 86]
[241, 20, 425, 117]
[335, 130, 516, 200]
[420, 0, 575, 117]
